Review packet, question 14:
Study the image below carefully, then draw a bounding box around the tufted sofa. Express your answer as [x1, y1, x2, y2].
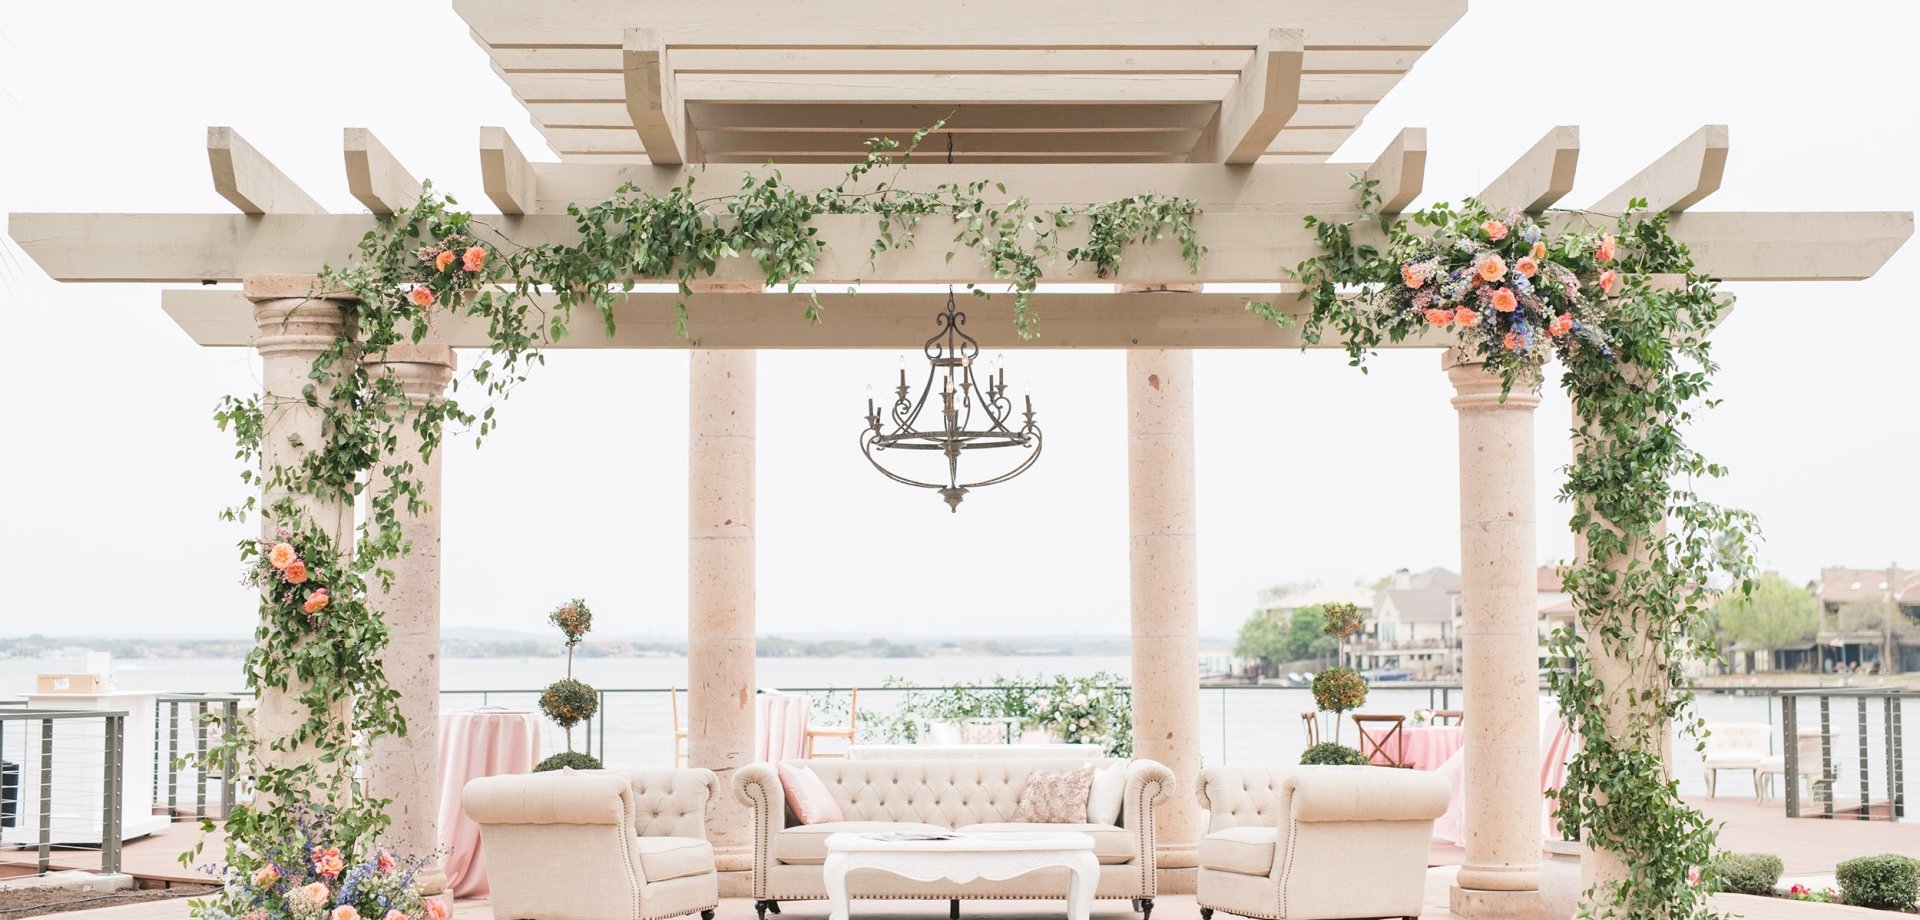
[1194, 765, 1448, 920]
[464, 768, 720, 920]
[733, 758, 1174, 920]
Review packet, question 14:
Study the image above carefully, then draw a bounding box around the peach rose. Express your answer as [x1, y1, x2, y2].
[1453, 307, 1482, 328]
[1503, 331, 1526, 352]
[268, 542, 296, 570]
[1599, 269, 1620, 295]
[253, 864, 281, 886]
[1423, 308, 1453, 327]
[425, 899, 450, 920]
[1550, 313, 1574, 337]
[1490, 288, 1518, 313]
[1515, 256, 1539, 278]
[1596, 234, 1617, 262]
[299, 883, 330, 906]
[1482, 219, 1509, 241]
[462, 246, 487, 272]
[1400, 263, 1426, 289]
[1475, 253, 1506, 283]
[1531, 240, 1547, 260]
[433, 250, 456, 272]
[409, 286, 435, 308]
[376, 850, 395, 873]
[331, 907, 359, 920]
[303, 590, 330, 615]
[384, 912, 406, 920]
[284, 561, 308, 585]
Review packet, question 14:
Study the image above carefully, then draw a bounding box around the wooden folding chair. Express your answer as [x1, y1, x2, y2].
[1300, 711, 1320, 746]
[669, 685, 689, 767]
[803, 687, 859, 758]
[1353, 714, 1410, 767]
[1432, 710, 1464, 726]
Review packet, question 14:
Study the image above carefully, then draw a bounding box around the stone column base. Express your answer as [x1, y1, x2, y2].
[1155, 866, 1197, 894]
[718, 869, 754, 899]
[1450, 884, 1545, 920]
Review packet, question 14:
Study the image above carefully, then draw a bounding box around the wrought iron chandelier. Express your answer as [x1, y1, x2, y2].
[861, 289, 1043, 512]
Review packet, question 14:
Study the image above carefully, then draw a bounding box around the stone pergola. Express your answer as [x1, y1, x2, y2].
[6, 3, 1912, 918]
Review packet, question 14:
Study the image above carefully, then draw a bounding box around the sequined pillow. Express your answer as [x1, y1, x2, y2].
[1013, 766, 1095, 823]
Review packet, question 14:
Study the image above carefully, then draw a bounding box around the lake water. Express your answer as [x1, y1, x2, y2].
[3, 655, 1913, 803]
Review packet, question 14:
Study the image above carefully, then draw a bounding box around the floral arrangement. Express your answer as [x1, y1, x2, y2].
[1411, 707, 1434, 726]
[1377, 200, 1617, 379]
[250, 531, 333, 621]
[868, 672, 1133, 757]
[1029, 674, 1133, 756]
[194, 809, 442, 920]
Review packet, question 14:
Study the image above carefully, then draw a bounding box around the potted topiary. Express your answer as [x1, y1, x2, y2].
[535, 598, 602, 771]
[1307, 602, 1369, 749]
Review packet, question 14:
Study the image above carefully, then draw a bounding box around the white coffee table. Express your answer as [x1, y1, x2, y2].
[822, 832, 1099, 920]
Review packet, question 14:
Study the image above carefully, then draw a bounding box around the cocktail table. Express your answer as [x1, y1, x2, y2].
[822, 831, 1099, 920]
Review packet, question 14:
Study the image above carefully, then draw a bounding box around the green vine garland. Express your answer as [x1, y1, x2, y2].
[1286, 178, 1756, 919]
[197, 127, 1201, 883]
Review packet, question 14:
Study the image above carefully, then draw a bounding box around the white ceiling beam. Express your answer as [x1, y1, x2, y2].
[621, 29, 691, 165]
[1589, 124, 1728, 214]
[503, 70, 1393, 105]
[488, 46, 1427, 76]
[1363, 127, 1426, 214]
[479, 126, 538, 215]
[342, 128, 422, 216]
[1477, 125, 1580, 212]
[1190, 30, 1304, 164]
[206, 127, 323, 215]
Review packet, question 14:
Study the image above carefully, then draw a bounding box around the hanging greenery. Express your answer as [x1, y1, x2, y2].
[1284, 177, 1756, 919]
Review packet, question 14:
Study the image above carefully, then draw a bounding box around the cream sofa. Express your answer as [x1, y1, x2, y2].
[1194, 765, 1448, 920]
[464, 768, 721, 920]
[734, 758, 1173, 920]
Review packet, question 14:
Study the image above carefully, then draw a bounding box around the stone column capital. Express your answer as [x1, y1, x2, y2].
[362, 345, 458, 399]
[246, 274, 355, 360]
[1443, 348, 1542, 411]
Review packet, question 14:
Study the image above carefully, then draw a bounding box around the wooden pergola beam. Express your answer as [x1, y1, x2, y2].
[1189, 29, 1304, 164]
[342, 128, 422, 216]
[12, 209, 1910, 285]
[206, 127, 323, 215]
[1477, 125, 1579, 212]
[621, 29, 692, 165]
[1363, 127, 1426, 213]
[479, 127, 538, 215]
[1590, 124, 1728, 214]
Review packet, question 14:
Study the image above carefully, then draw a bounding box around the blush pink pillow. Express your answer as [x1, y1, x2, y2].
[778, 763, 845, 825]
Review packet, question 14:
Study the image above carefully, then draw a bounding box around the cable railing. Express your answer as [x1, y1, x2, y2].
[0, 708, 125, 876]
[1780, 687, 1907, 821]
[154, 693, 241, 821]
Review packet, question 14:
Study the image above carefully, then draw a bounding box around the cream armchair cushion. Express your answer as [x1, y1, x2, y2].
[464, 768, 721, 920]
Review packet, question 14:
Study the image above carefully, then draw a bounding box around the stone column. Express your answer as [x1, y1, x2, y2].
[244, 275, 356, 776]
[688, 350, 757, 881]
[1445, 351, 1543, 919]
[362, 345, 456, 893]
[1126, 348, 1200, 893]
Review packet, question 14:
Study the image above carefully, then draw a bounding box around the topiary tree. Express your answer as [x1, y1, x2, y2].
[538, 599, 600, 761]
[535, 750, 603, 772]
[1704, 852, 1782, 896]
[1308, 602, 1370, 745]
[1300, 742, 1368, 766]
[1836, 853, 1920, 910]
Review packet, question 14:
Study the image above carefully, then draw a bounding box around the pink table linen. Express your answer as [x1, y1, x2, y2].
[1430, 703, 1577, 847]
[436, 708, 540, 898]
[755, 693, 812, 761]
[1365, 725, 1465, 770]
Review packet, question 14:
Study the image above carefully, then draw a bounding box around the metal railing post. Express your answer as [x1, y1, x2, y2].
[1891, 694, 1906, 820]
[1820, 694, 1834, 819]
[1856, 696, 1870, 820]
[102, 713, 123, 874]
[1784, 694, 1800, 818]
[194, 701, 209, 818]
[221, 698, 239, 819]
[166, 700, 180, 817]
[38, 716, 53, 874]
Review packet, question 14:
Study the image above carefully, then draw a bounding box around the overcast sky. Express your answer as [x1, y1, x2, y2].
[1, 1, 1915, 642]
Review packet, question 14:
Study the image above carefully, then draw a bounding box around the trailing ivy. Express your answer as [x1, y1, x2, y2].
[199, 129, 1203, 885]
[1285, 179, 1756, 919]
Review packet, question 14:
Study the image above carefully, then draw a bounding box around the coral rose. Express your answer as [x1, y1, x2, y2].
[1400, 263, 1426, 289]
[253, 864, 281, 886]
[1423, 308, 1453, 327]
[1515, 256, 1539, 278]
[331, 907, 359, 920]
[268, 542, 296, 570]
[1503, 331, 1526, 352]
[1596, 234, 1617, 262]
[1482, 219, 1509, 241]
[376, 849, 395, 873]
[1475, 253, 1506, 282]
[298, 882, 329, 906]
[1531, 240, 1547, 260]
[385, 912, 406, 920]
[433, 250, 456, 272]
[283, 561, 308, 585]
[1598, 269, 1620, 295]
[1490, 288, 1518, 313]
[1454, 307, 1482, 327]
[426, 899, 450, 920]
[303, 590, 330, 615]
[409, 286, 435, 307]
[1550, 313, 1574, 337]
[462, 246, 487, 272]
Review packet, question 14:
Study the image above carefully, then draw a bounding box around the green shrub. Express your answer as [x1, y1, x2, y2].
[1300, 742, 1368, 766]
[540, 677, 600, 730]
[1837, 853, 1920, 910]
[1310, 667, 1368, 713]
[1704, 852, 1782, 896]
[535, 751, 603, 772]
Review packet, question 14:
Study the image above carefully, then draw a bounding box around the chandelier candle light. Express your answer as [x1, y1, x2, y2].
[861, 289, 1043, 512]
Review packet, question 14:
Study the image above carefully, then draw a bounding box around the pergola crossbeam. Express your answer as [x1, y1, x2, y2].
[622, 29, 693, 165]
[342, 128, 422, 216]
[206, 127, 323, 215]
[1477, 125, 1580, 212]
[479, 127, 538, 214]
[1364, 127, 1426, 213]
[1590, 124, 1728, 214]
[1189, 29, 1304, 164]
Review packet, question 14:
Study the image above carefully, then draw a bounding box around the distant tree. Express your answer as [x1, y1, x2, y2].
[1717, 574, 1818, 658]
[1840, 595, 1910, 674]
[1283, 605, 1338, 662]
[1234, 613, 1290, 677]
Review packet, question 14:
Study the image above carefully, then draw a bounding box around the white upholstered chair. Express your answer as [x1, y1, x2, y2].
[464, 768, 720, 920]
[1701, 722, 1772, 798]
[1194, 765, 1449, 920]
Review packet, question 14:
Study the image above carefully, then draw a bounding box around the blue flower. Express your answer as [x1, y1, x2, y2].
[1513, 274, 1534, 295]
[1522, 226, 1542, 244]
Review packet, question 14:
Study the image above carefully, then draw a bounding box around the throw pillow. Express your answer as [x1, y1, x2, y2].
[778, 763, 845, 825]
[1085, 762, 1127, 825]
[1013, 766, 1095, 824]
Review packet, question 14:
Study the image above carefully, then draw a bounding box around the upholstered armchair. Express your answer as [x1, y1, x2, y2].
[1194, 765, 1449, 920]
[1700, 722, 1771, 798]
[464, 768, 721, 920]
